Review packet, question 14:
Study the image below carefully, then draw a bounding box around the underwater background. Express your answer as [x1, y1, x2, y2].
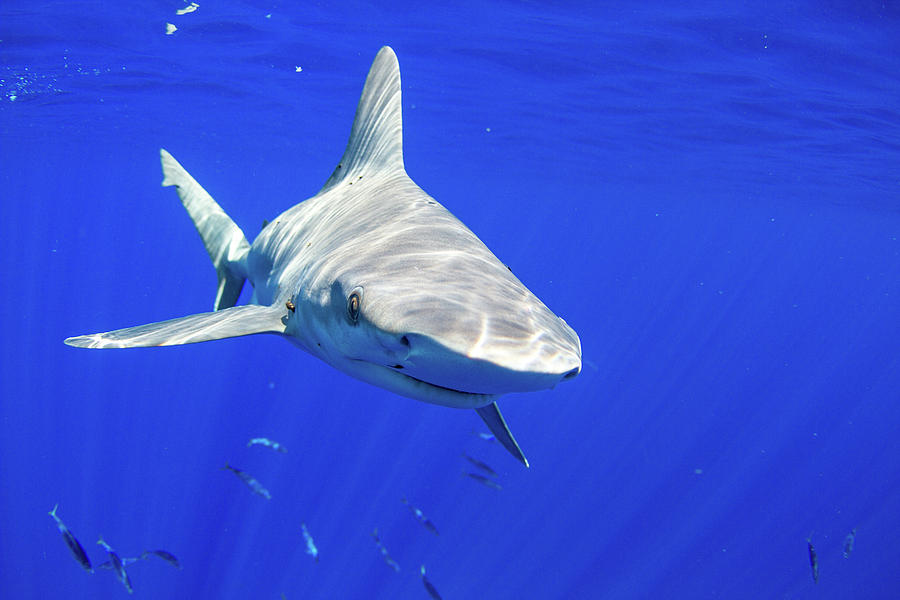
[2, 1, 899, 598]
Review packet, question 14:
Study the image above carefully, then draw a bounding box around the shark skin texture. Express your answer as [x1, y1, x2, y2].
[65, 47, 582, 467]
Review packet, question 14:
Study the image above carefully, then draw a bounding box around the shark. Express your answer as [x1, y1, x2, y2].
[64, 46, 582, 467]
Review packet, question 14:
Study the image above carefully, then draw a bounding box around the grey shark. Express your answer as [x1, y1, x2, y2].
[65, 47, 581, 466]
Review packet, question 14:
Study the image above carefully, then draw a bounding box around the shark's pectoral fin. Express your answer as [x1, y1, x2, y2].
[476, 402, 529, 468]
[64, 305, 286, 349]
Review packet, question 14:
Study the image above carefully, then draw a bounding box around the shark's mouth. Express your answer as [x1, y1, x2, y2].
[391, 366, 486, 397]
[346, 359, 495, 409]
[391, 367, 496, 407]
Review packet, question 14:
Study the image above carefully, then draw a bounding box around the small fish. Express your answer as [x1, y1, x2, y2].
[98, 556, 140, 570]
[474, 431, 495, 442]
[402, 498, 439, 536]
[301, 523, 318, 562]
[806, 536, 818, 584]
[420, 565, 443, 600]
[465, 471, 502, 490]
[843, 528, 857, 558]
[372, 528, 400, 572]
[247, 437, 288, 453]
[48, 504, 93, 573]
[97, 536, 134, 594]
[223, 464, 271, 499]
[140, 549, 182, 569]
[462, 452, 497, 477]
[175, 2, 199, 15]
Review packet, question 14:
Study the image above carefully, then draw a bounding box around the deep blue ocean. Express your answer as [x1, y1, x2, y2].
[2, 2, 899, 599]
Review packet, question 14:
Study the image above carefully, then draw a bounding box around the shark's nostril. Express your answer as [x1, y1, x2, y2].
[400, 335, 410, 348]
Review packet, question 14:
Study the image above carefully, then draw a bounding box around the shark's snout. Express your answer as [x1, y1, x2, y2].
[356, 268, 583, 397]
[389, 316, 582, 396]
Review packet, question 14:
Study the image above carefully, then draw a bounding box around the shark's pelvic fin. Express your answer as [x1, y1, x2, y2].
[64, 305, 286, 349]
[321, 46, 404, 192]
[476, 402, 529, 468]
[160, 148, 250, 311]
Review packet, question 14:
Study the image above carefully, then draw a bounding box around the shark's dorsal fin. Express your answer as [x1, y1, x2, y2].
[322, 46, 404, 191]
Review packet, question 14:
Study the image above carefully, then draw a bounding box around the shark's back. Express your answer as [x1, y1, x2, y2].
[248, 163, 522, 308]
[246, 46, 405, 303]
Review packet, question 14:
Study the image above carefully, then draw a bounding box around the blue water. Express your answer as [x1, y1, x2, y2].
[2, 2, 899, 598]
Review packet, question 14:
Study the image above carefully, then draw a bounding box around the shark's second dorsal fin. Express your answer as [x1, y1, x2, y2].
[322, 46, 404, 191]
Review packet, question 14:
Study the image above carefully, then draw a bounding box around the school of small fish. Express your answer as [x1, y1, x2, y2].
[49, 431, 512, 597]
[48, 504, 180, 595]
[805, 527, 858, 585]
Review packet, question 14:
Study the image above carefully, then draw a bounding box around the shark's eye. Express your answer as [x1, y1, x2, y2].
[347, 291, 361, 323]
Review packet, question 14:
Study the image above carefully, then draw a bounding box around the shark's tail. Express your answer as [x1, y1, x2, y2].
[160, 148, 250, 311]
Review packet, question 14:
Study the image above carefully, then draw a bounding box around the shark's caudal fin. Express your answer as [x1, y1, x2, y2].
[64, 305, 286, 349]
[160, 148, 250, 311]
[476, 403, 529, 468]
[320, 46, 404, 192]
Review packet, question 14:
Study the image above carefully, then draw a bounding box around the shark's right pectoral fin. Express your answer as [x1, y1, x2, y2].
[476, 402, 529, 468]
[64, 305, 286, 349]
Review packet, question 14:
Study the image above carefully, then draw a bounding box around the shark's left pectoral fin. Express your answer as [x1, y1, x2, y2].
[476, 402, 529, 468]
[64, 305, 286, 349]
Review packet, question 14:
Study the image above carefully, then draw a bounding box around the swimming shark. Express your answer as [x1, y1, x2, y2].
[64, 46, 581, 467]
